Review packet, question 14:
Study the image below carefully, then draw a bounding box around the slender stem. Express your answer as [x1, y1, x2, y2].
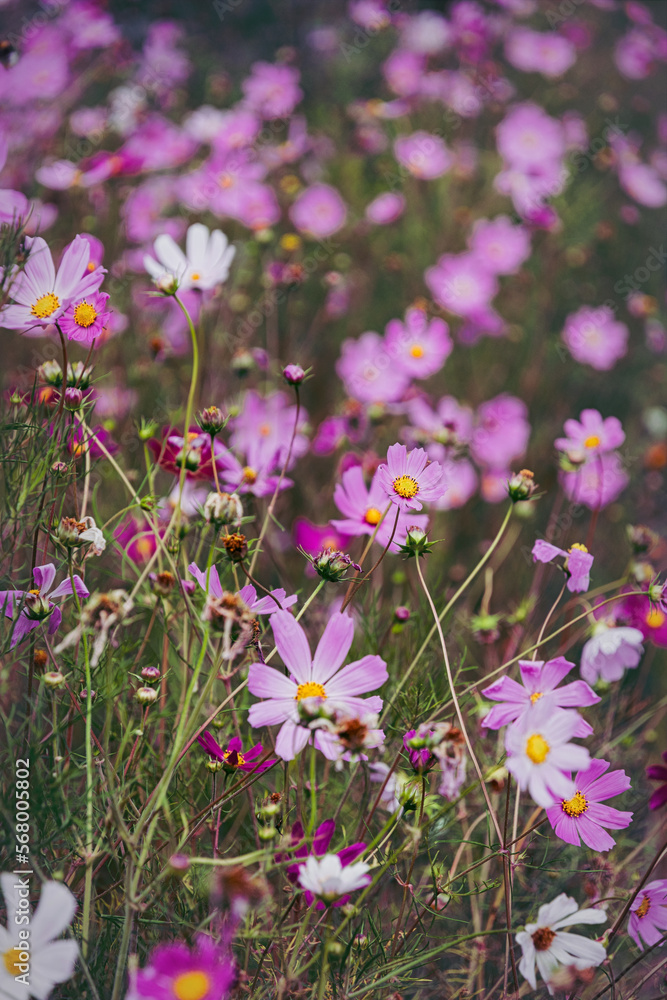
[173, 294, 200, 532]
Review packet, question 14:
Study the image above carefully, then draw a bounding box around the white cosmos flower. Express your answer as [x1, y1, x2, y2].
[0, 875, 78, 1000]
[580, 622, 644, 684]
[505, 702, 590, 809]
[77, 516, 106, 556]
[144, 222, 236, 292]
[516, 893, 607, 994]
[297, 853, 371, 903]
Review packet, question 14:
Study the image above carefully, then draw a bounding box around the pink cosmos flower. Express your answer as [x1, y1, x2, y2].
[555, 410, 625, 461]
[628, 880, 667, 950]
[241, 61, 303, 119]
[562, 305, 629, 371]
[127, 935, 235, 1000]
[406, 396, 474, 456]
[59, 291, 111, 346]
[336, 331, 410, 404]
[247, 611, 387, 760]
[618, 592, 667, 648]
[384, 307, 452, 378]
[281, 818, 366, 908]
[187, 562, 297, 614]
[218, 440, 292, 498]
[481, 657, 599, 737]
[533, 540, 593, 593]
[229, 390, 309, 468]
[580, 623, 644, 684]
[1, 563, 89, 648]
[646, 751, 667, 810]
[425, 252, 498, 318]
[619, 162, 667, 207]
[376, 443, 446, 512]
[545, 758, 632, 851]
[435, 458, 478, 510]
[394, 131, 452, 180]
[331, 465, 428, 551]
[470, 395, 530, 469]
[401, 10, 451, 54]
[505, 702, 591, 809]
[505, 27, 577, 78]
[1, 235, 105, 332]
[496, 104, 566, 171]
[560, 452, 629, 511]
[148, 428, 229, 482]
[289, 183, 347, 239]
[383, 49, 425, 97]
[467, 216, 531, 275]
[292, 519, 353, 559]
[197, 732, 276, 775]
[365, 191, 406, 225]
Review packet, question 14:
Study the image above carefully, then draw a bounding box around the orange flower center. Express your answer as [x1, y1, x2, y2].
[646, 608, 665, 629]
[173, 971, 211, 1000]
[223, 750, 246, 766]
[3, 948, 25, 976]
[393, 475, 419, 499]
[191, 272, 201, 281]
[73, 301, 98, 328]
[569, 542, 588, 553]
[525, 734, 550, 764]
[529, 691, 543, 704]
[295, 682, 326, 701]
[532, 927, 555, 951]
[584, 435, 601, 448]
[364, 507, 383, 525]
[636, 895, 651, 919]
[561, 790, 588, 817]
[31, 292, 60, 319]
[259, 423, 271, 436]
[243, 467, 257, 484]
[409, 344, 424, 359]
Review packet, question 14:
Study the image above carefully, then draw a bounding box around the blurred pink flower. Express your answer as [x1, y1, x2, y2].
[384, 307, 452, 378]
[289, 183, 347, 239]
[394, 131, 453, 180]
[562, 305, 629, 370]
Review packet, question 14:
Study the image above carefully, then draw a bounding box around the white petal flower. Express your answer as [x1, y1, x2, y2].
[0, 874, 78, 1000]
[144, 223, 235, 292]
[297, 853, 371, 903]
[78, 517, 106, 556]
[516, 893, 606, 994]
[505, 702, 590, 809]
[580, 623, 644, 684]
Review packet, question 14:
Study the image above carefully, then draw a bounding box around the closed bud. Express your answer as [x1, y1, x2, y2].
[141, 665, 161, 681]
[398, 526, 436, 560]
[155, 272, 179, 294]
[197, 406, 226, 435]
[283, 364, 306, 385]
[167, 854, 190, 877]
[204, 491, 243, 526]
[327, 941, 344, 958]
[51, 461, 69, 478]
[507, 469, 538, 502]
[231, 350, 255, 377]
[43, 670, 65, 688]
[150, 571, 176, 597]
[205, 758, 223, 772]
[258, 824, 277, 841]
[222, 532, 248, 564]
[38, 360, 63, 386]
[66, 362, 93, 388]
[138, 417, 159, 442]
[394, 605, 410, 622]
[135, 686, 158, 705]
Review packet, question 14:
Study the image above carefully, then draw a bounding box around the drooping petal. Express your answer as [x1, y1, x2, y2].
[532, 539, 564, 564]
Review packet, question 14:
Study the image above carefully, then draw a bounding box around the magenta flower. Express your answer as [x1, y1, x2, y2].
[505, 703, 591, 809]
[59, 291, 111, 346]
[496, 103, 566, 171]
[505, 27, 576, 78]
[646, 751, 667, 810]
[425, 252, 498, 319]
[628, 879, 667, 950]
[148, 428, 229, 482]
[394, 131, 452, 180]
[0, 563, 89, 647]
[481, 657, 599, 737]
[1, 235, 105, 332]
[619, 592, 667, 648]
[545, 758, 633, 851]
[403, 728, 439, 773]
[365, 191, 406, 225]
[384, 307, 452, 378]
[289, 183, 347, 239]
[376, 443, 446, 512]
[127, 935, 236, 1000]
[247, 610, 387, 760]
[331, 465, 428, 551]
[560, 452, 629, 511]
[555, 409, 625, 461]
[293, 519, 353, 559]
[218, 440, 292, 499]
[406, 395, 474, 456]
[470, 395, 530, 469]
[467, 216, 532, 275]
[336, 331, 410, 404]
[241, 61, 303, 119]
[280, 819, 366, 908]
[197, 732, 276, 774]
[532, 540, 593, 593]
[562, 305, 629, 371]
[187, 562, 297, 614]
[620, 162, 667, 208]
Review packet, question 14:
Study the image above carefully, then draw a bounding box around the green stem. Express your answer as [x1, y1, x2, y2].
[173, 294, 200, 533]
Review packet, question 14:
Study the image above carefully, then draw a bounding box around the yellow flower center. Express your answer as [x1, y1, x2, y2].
[136, 537, 154, 560]
[223, 750, 246, 766]
[31, 292, 60, 319]
[584, 435, 601, 448]
[243, 466, 257, 484]
[28, 588, 41, 595]
[561, 790, 588, 817]
[259, 423, 271, 437]
[295, 682, 327, 701]
[3, 947, 26, 976]
[646, 609, 665, 629]
[409, 344, 424, 359]
[364, 507, 383, 525]
[525, 733, 550, 764]
[529, 691, 543, 704]
[172, 971, 211, 1000]
[321, 537, 338, 551]
[73, 301, 98, 328]
[191, 272, 201, 281]
[393, 475, 419, 499]
[636, 895, 651, 919]
[569, 543, 588, 553]
[280, 233, 302, 251]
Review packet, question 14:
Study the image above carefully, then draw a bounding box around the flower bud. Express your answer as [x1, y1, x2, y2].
[155, 272, 179, 294]
[80, 689, 96, 701]
[471, 612, 502, 644]
[311, 549, 361, 583]
[258, 825, 277, 841]
[283, 364, 306, 385]
[38, 360, 63, 386]
[138, 417, 159, 442]
[205, 758, 224, 772]
[197, 406, 226, 436]
[43, 670, 65, 688]
[627, 524, 659, 555]
[507, 469, 538, 502]
[51, 461, 69, 478]
[394, 605, 410, 622]
[135, 686, 158, 705]
[398, 526, 436, 560]
[66, 362, 93, 388]
[167, 854, 191, 878]
[23, 591, 52, 621]
[222, 532, 248, 564]
[204, 491, 243, 526]
[141, 665, 161, 681]
[231, 350, 255, 377]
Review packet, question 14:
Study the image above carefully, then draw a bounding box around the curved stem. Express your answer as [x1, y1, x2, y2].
[173, 293, 200, 530]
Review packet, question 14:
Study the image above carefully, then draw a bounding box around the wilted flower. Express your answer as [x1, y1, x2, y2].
[310, 548, 361, 582]
[203, 491, 243, 526]
[222, 532, 248, 564]
[54, 589, 133, 667]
